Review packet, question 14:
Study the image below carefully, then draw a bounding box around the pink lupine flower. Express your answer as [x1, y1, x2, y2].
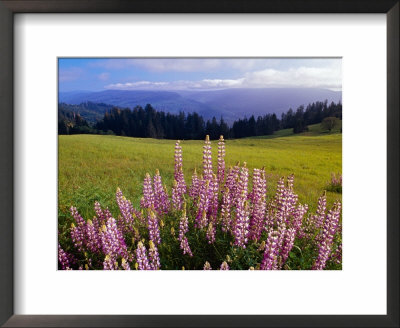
[195, 180, 210, 229]
[135, 241, 151, 270]
[141, 173, 155, 209]
[58, 244, 71, 270]
[220, 187, 232, 232]
[225, 163, 240, 199]
[208, 174, 219, 222]
[203, 261, 212, 270]
[313, 201, 341, 270]
[217, 135, 226, 185]
[280, 227, 296, 265]
[103, 254, 118, 270]
[147, 210, 161, 245]
[121, 258, 131, 270]
[292, 203, 308, 237]
[261, 230, 280, 270]
[153, 169, 170, 213]
[174, 140, 187, 194]
[94, 201, 106, 226]
[85, 219, 101, 253]
[148, 240, 161, 270]
[313, 192, 327, 229]
[116, 188, 135, 230]
[233, 192, 250, 248]
[329, 243, 342, 265]
[202, 135, 213, 181]
[70, 223, 85, 253]
[249, 168, 267, 242]
[189, 168, 200, 199]
[100, 216, 130, 260]
[206, 222, 216, 244]
[180, 237, 193, 257]
[172, 180, 183, 211]
[220, 261, 230, 270]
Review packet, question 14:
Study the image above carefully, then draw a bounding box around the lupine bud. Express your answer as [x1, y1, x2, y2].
[203, 261, 212, 270]
[217, 135, 226, 185]
[220, 261, 230, 270]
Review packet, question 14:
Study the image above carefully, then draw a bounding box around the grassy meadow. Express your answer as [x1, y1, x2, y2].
[58, 123, 342, 227]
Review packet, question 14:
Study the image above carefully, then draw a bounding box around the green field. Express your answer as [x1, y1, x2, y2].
[58, 123, 341, 225]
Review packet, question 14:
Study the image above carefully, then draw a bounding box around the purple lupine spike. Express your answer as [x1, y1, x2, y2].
[103, 254, 118, 270]
[141, 173, 155, 209]
[147, 210, 161, 245]
[70, 222, 85, 252]
[174, 141, 187, 193]
[249, 168, 267, 242]
[292, 203, 308, 237]
[100, 216, 130, 260]
[172, 180, 183, 211]
[136, 241, 151, 270]
[115, 188, 135, 233]
[217, 135, 226, 185]
[121, 258, 131, 270]
[189, 168, 200, 199]
[233, 192, 250, 248]
[313, 201, 341, 270]
[203, 261, 212, 270]
[94, 201, 106, 226]
[206, 222, 216, 244]
[313, 191, 327, 229]
[235, 162, 249, 205]
[280, 227, 296, 266]
[180, 237, 193, 257]
[86, 219, 101, 253]
[329, 243, 342, 265]
[178, 204, 189, 242]
[153, 169, 170, 214]
[70, 206, 85, 227]
[148, 240, 161, 270]
[220, 261, 230, 270]
[208, 174, 219, 222]
[220, 187, 232, 232]
[225, 163, 240, 198]
[202, 135, 213, 181]
[261, 230, 280, 270]
[195, 179, 210, 229]
[58, 244, 71, 270]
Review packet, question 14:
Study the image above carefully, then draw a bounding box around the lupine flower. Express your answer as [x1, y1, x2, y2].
[148, 240, 161, 270]
[85, 219, 101, 253]
[280, 227, 296, 266]
[141, 173, 155, 209]
[203, 261, 212, 270]
[58, 244, 71, 270]
[220, 261, 230, 270]
[261, 230, 280, 270]
[174, 140, 187, 194]
[329, 243, 342, 265]
[180, 236, 193, 257]
[121, 258, 131, 270]
[202, 135, 213, 181]
[225, 163, 240, 199]
[70, 223, 85, 253]
[220, 187, 232, 232]
[100, 216, 130, 260]
[172, 180, 183, 211]
[313, 201, 341, 270]
[153, 169, 170, 214]
[206, 222, 216, 244]
[217, 135, 225, 185]
[189, 168, 200, 199]
[208, 174, 219, 222]
[94, 201, 106, 226]
[195, 180, 210, 229]
[103, 254, 118, 270]
[147, 210, 161, 245]
[292, 203, 308, 237]
[178, 204, 189, 241]
[136, 241, 151, 270]
[249, 168, 267, 241]
[313, 192, 327, 229]
[116, 188, 135, 230]
[233, 193, 250, 248]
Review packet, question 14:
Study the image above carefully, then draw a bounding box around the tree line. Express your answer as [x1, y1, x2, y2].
[58, 100, 342, 139]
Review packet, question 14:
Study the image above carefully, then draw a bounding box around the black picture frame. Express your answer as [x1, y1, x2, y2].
[0, 1, 398, 327]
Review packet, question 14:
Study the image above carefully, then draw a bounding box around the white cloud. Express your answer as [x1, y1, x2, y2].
[104, 64, 341, 91]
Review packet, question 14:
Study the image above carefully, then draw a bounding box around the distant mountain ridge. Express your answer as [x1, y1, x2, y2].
[59, 88, 342, 123]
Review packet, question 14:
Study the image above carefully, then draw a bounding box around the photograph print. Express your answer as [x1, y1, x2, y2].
[58, 58, 342, 270]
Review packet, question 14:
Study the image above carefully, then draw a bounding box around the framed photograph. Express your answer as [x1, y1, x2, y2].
[0, 1, 398, 327]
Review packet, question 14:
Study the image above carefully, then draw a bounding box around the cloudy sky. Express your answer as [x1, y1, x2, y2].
[58, 58, 342, 92]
